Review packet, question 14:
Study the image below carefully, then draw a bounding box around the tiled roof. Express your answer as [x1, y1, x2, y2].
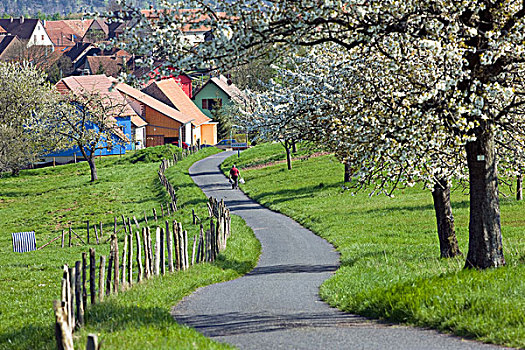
[65, 42, 95, 63]
[149, 79, 211, 126]
[60, 75, 136, 117]
[115, 81, 194, 124]
[0, 25, 6, 34]
[86, 56, 126, 77]
[62, 19, 94, 38]
[209, 75, 246, 104]
[44, 20, 82, 48]
[59, 75, 137, 141]
[0, 35, 19, 59]
[130, 114, 147, 128]
[89, 18, 109, 35]
[0, 18, 39, 40]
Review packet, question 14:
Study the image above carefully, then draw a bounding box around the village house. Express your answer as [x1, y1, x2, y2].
[193, 74, 246, 120]
[115, 80, 199, 147]
[0, 17, 54, 49]
[142, 79, 217, 145]
[43, 20, 84, 51]
[44, 75, 145, 163]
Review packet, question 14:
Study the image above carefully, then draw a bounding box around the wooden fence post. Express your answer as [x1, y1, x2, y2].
[112, 235, 119, 294]
[147, 227, 153, 277]
[87, 221, 90, 244]
[173, 221, 180, 270]
[197, 226, 203, 263]
[89, 248, 96, 304]
[93, 225, 99, 245]
[68, 227, 72, 247]
[69, 266, 75, 327]
[82, 253, 87, 312]
[136, 230, 143, 283]
[167, 202, 171, 216]
[86, 334, 98, 350]
[133, 216, 140, 230]
[121, 234, 128, 291]
[153, 208, 158, 223]
[192, 209, 196, 224]
[166, 221, 173, 272]
[100, 222, 103, 239]
[121, 215, 128, 235]
[75, 260, 84, 328]
[53, 300, 74, 350]
[63, 265, 72, 328]
[183, 230, 188, 270]
[142, 227, 149, 279]
[98, 256, 105, 302]
[105, 251, 113, 296]
[144, 210, 148, 225]
[128, 233, 133, 286]
[155, 227, 161, 276]
[191, 235, 197, 266]
[160, 203, 165, 217]
[61, 230, 65, 248]
[160, 227, 165, 275]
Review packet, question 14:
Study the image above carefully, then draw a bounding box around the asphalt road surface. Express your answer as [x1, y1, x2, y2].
[171, 151, 509, 350]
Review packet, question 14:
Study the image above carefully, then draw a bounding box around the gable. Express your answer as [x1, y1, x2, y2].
[0, 18, 38, 40]
[144, 79, 210, 126]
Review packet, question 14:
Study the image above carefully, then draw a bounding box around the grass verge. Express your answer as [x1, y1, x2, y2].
[0, 147, 260, 349]
[222, 143, 525, 349]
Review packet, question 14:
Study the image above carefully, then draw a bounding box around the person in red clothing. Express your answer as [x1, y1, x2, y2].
[229, 164, 240, 189]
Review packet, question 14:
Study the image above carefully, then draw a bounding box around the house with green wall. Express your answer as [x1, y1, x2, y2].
[193, 74, 245, 119]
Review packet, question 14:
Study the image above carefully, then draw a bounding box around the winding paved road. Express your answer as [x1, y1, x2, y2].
[171, 151, 508, 350]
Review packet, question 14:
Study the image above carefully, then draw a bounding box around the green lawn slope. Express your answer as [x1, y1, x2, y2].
[222, 142, 525, 349]
[0, 147, 260, 350]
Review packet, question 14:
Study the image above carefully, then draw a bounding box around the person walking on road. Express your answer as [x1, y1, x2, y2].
[229, 164, 240, 189]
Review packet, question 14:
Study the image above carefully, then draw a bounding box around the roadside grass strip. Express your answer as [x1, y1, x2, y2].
[0, 147, 260, 349]
[222, 143, 525, 349]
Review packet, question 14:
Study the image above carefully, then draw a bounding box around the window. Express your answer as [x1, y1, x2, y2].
[41, 35, 44, 40]
[202, 98, 222, 110]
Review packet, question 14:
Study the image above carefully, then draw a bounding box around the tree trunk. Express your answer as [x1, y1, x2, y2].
[87, 156, 98, 182]
[292, 140, 297, 153]
[431, 179, 461, 258]
[464, 127, 505, 269]
[344, 161, 351, 183]
[517, 172, 523, 201]
[285, 143, 292, 170]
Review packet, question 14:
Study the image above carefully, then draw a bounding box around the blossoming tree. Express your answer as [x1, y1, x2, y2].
[116, 1, 525, 268]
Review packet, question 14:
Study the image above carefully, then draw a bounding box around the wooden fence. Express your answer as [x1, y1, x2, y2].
[52, 157, 231, 349]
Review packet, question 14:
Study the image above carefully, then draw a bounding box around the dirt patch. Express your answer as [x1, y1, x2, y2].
[242, 152, 331, 171]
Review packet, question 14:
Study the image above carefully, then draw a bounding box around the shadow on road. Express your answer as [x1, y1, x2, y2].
[173, 310, 371, 337]
[247, 263, 338, 276]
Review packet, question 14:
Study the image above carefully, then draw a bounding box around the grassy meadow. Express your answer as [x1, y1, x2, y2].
[222, 142, 525, 349]
[0, 146, 260, 350]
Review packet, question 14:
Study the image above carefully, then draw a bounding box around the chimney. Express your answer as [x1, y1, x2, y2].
[20, 16, 24, 24]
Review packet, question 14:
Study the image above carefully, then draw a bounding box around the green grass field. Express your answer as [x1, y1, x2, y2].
[222, 142, 525, 349]
[0, 147, 260, 350]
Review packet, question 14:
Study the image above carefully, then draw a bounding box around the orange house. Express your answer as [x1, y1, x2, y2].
[142, 78, 217, 146]
[115, 81, 193, 147]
